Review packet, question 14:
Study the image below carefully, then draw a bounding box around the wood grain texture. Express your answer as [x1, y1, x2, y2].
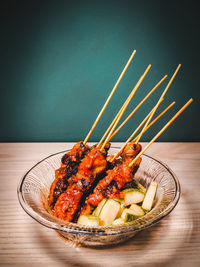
[0, 142, 200, 267]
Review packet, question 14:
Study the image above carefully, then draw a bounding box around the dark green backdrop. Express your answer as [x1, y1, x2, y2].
[0, 0, 199, 142]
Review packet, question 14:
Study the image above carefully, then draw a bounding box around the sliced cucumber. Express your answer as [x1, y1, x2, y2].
[142, 181, 158, 211]
[121, 205, 145, 222]
[124, 190, 145, 205]
[129, 204, 145, 216]
[112, 198, 124, 204]
[77, 215, 100, 226]
[125, 213, 139, 222]
[112, 218, 125, 225]
[99, 199, 121, 226]
[121, 209, 129, 219]
[112, 198, 125, 218]
[92, 199, 107, 216]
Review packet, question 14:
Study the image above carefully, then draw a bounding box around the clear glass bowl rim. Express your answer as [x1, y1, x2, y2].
[17, 147, 181, 236]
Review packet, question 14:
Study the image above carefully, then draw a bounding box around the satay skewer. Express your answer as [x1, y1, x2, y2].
[129, 98, 193, 167]
[99, 64, 152, 151]
[135, 64, 181, 144]
[83, 50, 136, 145]
[109, 75, 168, 139]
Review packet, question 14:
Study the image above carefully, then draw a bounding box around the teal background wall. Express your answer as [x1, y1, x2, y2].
[0, 0, 199, 142]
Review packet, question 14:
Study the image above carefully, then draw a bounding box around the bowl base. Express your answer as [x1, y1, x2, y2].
[57, 230, 137, 247]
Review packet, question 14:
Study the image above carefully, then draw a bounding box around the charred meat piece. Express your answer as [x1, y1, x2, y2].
[53, 147, 107, 222]
[61, 141, 89, 165]
[48, 141, 89, 208]
[121, 142, 141, 160]
[90, 142, 111, 156]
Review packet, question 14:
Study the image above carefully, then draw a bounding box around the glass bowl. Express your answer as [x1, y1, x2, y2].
[17, 146, 180, 247]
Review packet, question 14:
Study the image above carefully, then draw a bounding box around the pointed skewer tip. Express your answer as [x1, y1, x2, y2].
[177, 64, 181, 69]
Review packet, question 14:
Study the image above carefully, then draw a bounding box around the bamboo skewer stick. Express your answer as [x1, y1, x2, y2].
[83, 50, 136, 145]
[129, 98, 193, 167]
[97, 81, 139, 149]
[110, 75, 168, 139]
[134, 64, 181, 144]
[110, 99, 174, 162]
[97, 64, 151, 149]
[110, 101, 175, 162]
[110, 104, 159, 162]
[97, 65, 151, 149]
[96, 100, 126, 148]
[99, 64, 152, 151]
[132, 101, 175, 142]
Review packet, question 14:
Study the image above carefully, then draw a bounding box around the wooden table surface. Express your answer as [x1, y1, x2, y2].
[0, 142, 200, 267]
